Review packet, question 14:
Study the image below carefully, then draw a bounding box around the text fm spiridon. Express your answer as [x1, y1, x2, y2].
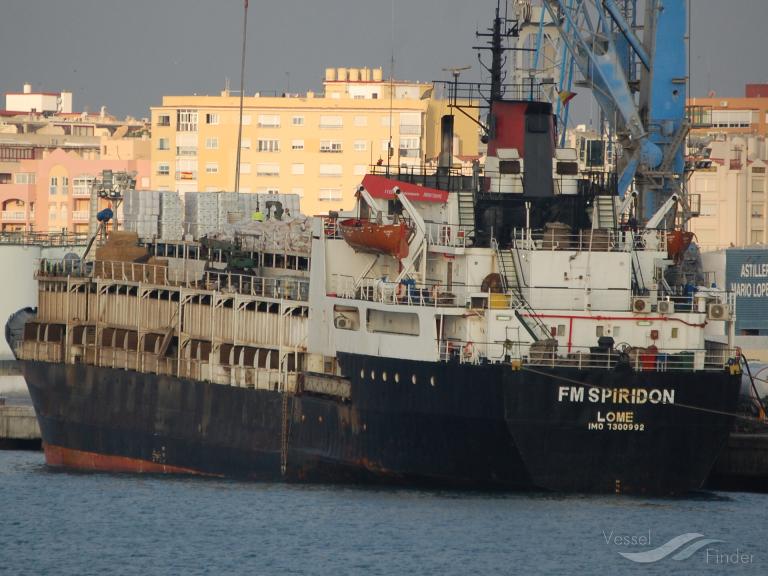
[558, 386, 675, 405]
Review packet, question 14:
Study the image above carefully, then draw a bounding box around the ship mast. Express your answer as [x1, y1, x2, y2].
[234, 0, 249, 194]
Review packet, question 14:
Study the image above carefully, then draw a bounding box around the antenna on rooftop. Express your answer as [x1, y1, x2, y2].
[234, 0, 249, 194]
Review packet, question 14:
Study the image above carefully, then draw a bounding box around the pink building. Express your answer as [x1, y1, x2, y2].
[0, 148, 149, 233]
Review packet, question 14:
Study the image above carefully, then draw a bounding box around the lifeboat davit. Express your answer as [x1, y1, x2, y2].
[338, 218, 411, 260]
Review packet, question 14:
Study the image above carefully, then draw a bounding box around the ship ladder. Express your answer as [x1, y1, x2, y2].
[594, 195, 617, 229]
[493, 240, 550, 342]
[280, 387, 290, 476]
[457, 188, 476, 234]
[157, 306, 180, 358]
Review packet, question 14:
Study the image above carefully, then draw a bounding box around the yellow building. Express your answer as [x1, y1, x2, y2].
[150, 67, 479, 215]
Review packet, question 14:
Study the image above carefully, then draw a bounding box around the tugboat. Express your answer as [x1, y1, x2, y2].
[8, 1, 741, 494]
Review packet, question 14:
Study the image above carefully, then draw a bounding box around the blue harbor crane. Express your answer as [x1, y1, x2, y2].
[541, 0, 690, 225]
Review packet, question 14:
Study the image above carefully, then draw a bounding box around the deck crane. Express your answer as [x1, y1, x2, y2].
[540, 0, 691, 225]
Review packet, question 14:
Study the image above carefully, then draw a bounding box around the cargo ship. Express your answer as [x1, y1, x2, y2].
[7, 3, 743, 494]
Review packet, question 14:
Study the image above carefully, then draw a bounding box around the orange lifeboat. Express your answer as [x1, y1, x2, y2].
[667, 230, 696, 264]
[338, 218, 411, 260]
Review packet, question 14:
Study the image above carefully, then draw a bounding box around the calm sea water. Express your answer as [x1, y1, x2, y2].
[0, 450, 765, 576]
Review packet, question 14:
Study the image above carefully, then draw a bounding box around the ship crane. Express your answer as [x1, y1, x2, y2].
[541, 0, 689, 225]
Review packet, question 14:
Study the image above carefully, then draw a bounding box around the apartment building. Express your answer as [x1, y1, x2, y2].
[683, 85, 768, 249]
[687, 134, 767, 250]
[0, 85, 151, 233]
[150, 67, 479, 215]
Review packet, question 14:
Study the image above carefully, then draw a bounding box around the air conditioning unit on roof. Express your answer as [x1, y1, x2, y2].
[632, 296, 651, 314]
[657, 300, 675, 314]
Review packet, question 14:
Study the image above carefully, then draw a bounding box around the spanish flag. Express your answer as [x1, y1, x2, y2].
[558, 89, 577, 105]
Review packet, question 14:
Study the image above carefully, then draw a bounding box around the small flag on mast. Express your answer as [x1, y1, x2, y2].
[558, 89, 577, 106]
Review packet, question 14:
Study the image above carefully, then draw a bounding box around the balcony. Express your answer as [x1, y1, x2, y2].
[73, 211, 90, 222]
[1, 211, 27, 222]
[72, 187, 91, 198]
[399, 124, 421, 135]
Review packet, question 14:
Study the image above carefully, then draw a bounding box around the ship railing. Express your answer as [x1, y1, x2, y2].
[332, 274, 467, 308]
[424, 222, 473, 249]
[35, 258, 310, 302]
[507, 228, 667, 253]
[0, 231, 89, 247]
[320, 216, 343, 239]
[437, 339, 739, 372]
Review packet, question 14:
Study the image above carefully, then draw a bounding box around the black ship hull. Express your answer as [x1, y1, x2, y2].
[21, 355, 740, 495]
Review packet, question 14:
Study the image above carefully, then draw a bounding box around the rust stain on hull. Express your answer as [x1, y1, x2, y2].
[43, 443, 220, 477]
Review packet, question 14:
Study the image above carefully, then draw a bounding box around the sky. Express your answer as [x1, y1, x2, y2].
[1, 0, 767, 120]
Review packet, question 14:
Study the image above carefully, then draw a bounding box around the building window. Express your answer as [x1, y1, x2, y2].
[292, 116, 304, 126]
[380, 116, 392, 127]
[256, 163, 280, 176]
[319, 188, 342, 201]
[49, 176, 57, 195]
[205, 162, 219, 174]
[320, 164, 342, 177]
[751, 230, 764, 244]
[258, 139, 280, 152]
[320, 140, 343, 153]
[205, 137, 219, 150]
[258, 114, 280, 128]
[753, 178, 765, 193]
[240, 163, 252, 175]
[157, 115, 171, 127]
[60, 205, 67, 220]
[61, 176, 69, 194]
[319, 115, 343, 129]
[241, 138, 251, 149]
[14, 173, 36, 185]
[157, 163, 170, 176]
[399, 137, 420, 157]
[176, 109, 198, 132]
[354, 165, 367, 176]
[158, 138, 170, 150]
[291, 139, 305, 150]
[205, 113, 219, 125]
[353, 140, 367, 152]
[256, 187, 280, 194]
[291, 187, 304, 197]
[291, 163, 305, 175]
[242, 115, 252, 125]
[73, 176, 94, 196]
[751, 204, 764, 219]
[753, 167, 766, 174]
[354, 116, 368, 127]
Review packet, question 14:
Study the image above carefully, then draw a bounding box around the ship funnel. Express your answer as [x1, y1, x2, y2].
[438, 114, 454, 173]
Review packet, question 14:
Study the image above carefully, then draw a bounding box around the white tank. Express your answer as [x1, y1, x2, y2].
[324, 68, 336, 82]
[372, 68, 384, 82]
[742, 362, 768, 399]
[336, 67, 348, 82]
[0, 245, 41, 359]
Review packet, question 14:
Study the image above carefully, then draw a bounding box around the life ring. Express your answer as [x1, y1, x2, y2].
[463, 341, 474, 358]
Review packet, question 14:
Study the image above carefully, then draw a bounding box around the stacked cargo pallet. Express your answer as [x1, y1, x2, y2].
[123, 190, 184, 242]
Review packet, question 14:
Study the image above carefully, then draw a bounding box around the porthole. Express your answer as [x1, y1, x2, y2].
[360, 369, 365, 379]
[370, 370, 376, 380]
[430, 376, 436, 387]
[382, 371, 388, 382]
[394, 373, 400, 383]
[411, 374, 417, 385]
